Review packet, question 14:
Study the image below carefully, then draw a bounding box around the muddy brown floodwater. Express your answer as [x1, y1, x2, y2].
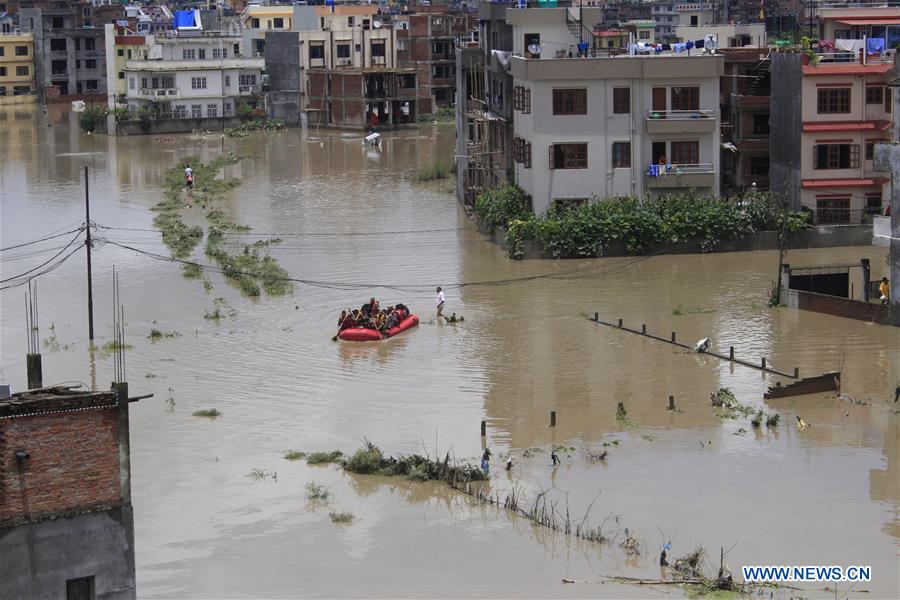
[1, 104, 898, 599]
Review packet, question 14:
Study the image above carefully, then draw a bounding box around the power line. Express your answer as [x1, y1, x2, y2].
[0, 245, 84, 291]
[0, 230, 85, 284]
[100, 239, 655, 293]
[0, 226, 85, 252]
[94, 224, 471, 238]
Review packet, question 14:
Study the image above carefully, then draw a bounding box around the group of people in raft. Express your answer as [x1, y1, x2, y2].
[338, 298, 411, 334]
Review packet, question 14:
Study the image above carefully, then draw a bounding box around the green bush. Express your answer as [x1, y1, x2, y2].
[476, 187, 809, 259]
[342, 447, 384, 474]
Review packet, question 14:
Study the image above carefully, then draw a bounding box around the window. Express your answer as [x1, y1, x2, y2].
[432, 64, 455, 79]
[752, 113, 770, 135]
[273, 17, 284, 28]
[117, 48, 124, 57]
[813, 144, 859, 169]
[0, 67, 5, 76]
[182, 48, 196, 60]
[639, 30, 650, 39]
[198, 48, 206, 59]
[348, 16, 355, 27]
[865, 193, 882, 214]
[817, 88, 850, 114]
[15, 66, 28, 76]
[885, 88, 893, 113]
[129, 77, 135, 89]
[397, 38, 408, 51]
[191, 104, 202, 118]
[140, 77, 147, 88]
[816, 197, 850, 224]
[15, 45, 27, 56]
[550, 143, 588, 169]
[251, 18, 260, 28]
[749, 156, 769, 176]
[612, 142, 631, 168]
[127, 49, 132, 59]
[191, 77, 207, 89]
[309, 43, 325, 60]
[671, 140, 700, 164]
[613, 87, 630, 114]
[84, 38, 95, 51]
[552, 88, 587, 115]
[84, 59, 96, 69]
[50, 38, 66, 52]
[224, 101, 232, 116]
[118, 71, 124, 80]
[866, 141, 875, 160]
[513, 86, 530, 113]
[239, 74, 257, 86]
[671, 86, 699, 111]
[84, 80, 98, 91]
[397, 73, 415, 88]
[224, 75, 230, 87]
[66, 576, 94, 600]
[524, 33, 540, 58]
[513, 137, 532, 168]
[51, 16, 64, 29]
[174, 105, 187, 118]
[371, 41, 386, 57]
[690, 15, 698, 26]
[866, 86, 883, 105]
[234, 43, 240, 56]
[337, 44, 351, 58]
[207, 104, 217, 117]
[213, 48, 221, 59]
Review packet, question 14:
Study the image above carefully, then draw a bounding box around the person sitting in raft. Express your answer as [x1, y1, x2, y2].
[338, 310, 348, 329]
[374, 309, 387, 332]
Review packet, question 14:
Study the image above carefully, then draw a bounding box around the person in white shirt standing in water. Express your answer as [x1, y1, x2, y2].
[184, 164, 194, 188]
[435, 286, 445, 318]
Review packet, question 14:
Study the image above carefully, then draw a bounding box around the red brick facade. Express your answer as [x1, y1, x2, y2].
[0, 404, 121, 527]
[795, 290, 890, 324]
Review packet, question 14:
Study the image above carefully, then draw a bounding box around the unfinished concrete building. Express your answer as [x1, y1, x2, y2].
[397, 10, 476, 115]
[306, 67, 418, 130]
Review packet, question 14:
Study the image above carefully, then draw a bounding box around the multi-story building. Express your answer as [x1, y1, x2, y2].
[720, 47, 771, 193]
[397, 10, 476, 113]
[103, 24, 151, 107]
[771, 11, 897, 223]
[0, 32, 35, 102]
[651, 0, 678, 44]
[507, 7, 722, 214]
[0, 386, 137, 599]
[19, 5, 107, 98]
[121, 29, 263, 120]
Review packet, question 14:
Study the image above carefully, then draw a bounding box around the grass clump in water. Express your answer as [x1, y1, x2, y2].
[341, 440, 488, 483]
[153, 212, 203, 260]
[615, 401, 637, 428]
[204, 297, 236, 321]
[306, 450, 344, 465]
[192, 408, 221, 418]
[247, 468, 276, 481]
[672, 304, 717, 316]
[284, 451, 307, 461]
[415, 160, 449, 181]
[148, 328, 180, 340]
[710, 387, 755, 419]
[329, 511, 355, 524]
[304, 482, 330, 500]
[182, 262, 202, 279]
[206, 209, 251, 232]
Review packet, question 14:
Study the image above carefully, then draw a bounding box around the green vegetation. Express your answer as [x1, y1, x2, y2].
[475, 186, 810, 259]
[341, 441, 488, 483]
[153, 212, 203, 259]
[418, 106, 455, 123]
[204, 297, 236, 322]
[192, 408, 221, 417]
[304, 482, 330, 500]
[182, 262, 203, 279]
[672, 304, 717, 316]
[329, 511, 355, 524]
[148, 329, 180, 340]
[246, 468, 276, 480]
[236, 101, 253, 119]
[205, 231, 292, 297]
[306, 450, 344, 465]
[224, 119, 286, 137]
[615, 401, 637, 428]
[284, 451, 307, 461]
[206, 209, 251, 232]
[414, 160, 450, 181]
[710, 387, 755, 419]
[78, 107, 106, 133]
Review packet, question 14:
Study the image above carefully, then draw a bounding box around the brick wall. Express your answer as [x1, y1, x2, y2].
[794, 290, 890, 325]
[0, 407, 121, 526]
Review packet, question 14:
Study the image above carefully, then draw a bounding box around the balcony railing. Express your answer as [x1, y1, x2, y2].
[238, 84, 261, 94]
[647, 109, 714, 120]
[138, 88, 177, 97]
[647, 163, 714, 176]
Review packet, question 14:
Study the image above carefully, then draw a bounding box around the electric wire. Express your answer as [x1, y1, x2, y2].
[0, 244, 84, 291]
[0, 225, 85, 252]
[0, 229, 85, 284]
[94, 224, 470, 237]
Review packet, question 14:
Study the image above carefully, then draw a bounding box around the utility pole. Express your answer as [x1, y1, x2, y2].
[84, 166, 95, 341]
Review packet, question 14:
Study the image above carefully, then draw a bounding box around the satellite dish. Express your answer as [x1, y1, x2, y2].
[527, 43, 542, 55]
[703, 34, 718, 53]
[373, 20, 382, 29]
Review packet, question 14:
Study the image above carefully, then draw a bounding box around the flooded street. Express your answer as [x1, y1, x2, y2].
[1, 104, 898, 598]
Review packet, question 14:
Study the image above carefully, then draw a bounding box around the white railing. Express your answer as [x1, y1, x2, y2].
[647, 162, 714, 175]
[815, 48, 895, 65]
[138, 88, 177, 97]
[238, 84, 260, 94]
[646, 109, 715, 120]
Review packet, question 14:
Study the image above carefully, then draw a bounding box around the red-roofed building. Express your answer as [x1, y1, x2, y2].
[770, 8, 897, 224]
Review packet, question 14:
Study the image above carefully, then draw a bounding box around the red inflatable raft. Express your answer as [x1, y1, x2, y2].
[338, 314, 420, 342]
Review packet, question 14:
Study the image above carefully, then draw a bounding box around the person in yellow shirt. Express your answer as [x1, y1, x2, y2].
[879, 277, 890, 306]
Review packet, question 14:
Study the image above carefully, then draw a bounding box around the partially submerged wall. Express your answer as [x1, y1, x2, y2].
[780, 288, 891, 325]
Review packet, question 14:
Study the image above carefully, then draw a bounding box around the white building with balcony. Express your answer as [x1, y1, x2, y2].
[121, 32, 264, 119]
[507, 8, 722, 214]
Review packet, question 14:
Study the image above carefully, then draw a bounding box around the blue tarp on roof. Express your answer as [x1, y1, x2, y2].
[173, 10, 196, 30]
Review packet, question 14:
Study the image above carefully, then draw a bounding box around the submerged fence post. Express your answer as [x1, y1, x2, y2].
[761, 357, 766, 369]
[26, 353, 43, 390]
[594, 312, 598, 321]
[618, 318, 623, 328]
[794, 367, 799, 378]
[729, 346, 734, 360]
[480, 420, 486, 437]
[671, 331, 676, 343]
[550, 411, 556, 427]
[642, 324, 646, 334]
[668, 395, 675, 411]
